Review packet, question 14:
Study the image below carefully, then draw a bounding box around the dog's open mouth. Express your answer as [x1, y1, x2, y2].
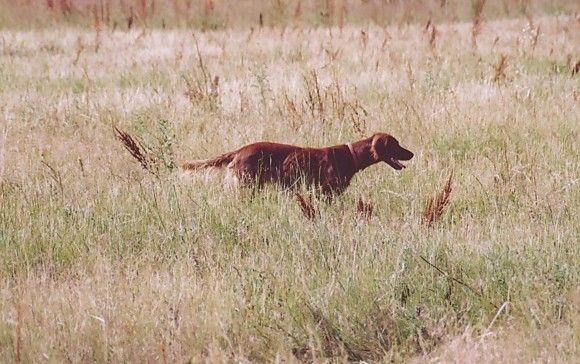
[387, 147, 413, 170]
[388, 157, 406, 170]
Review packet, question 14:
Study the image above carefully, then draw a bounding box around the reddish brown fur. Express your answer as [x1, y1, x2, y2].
[182, 132, 413, 198]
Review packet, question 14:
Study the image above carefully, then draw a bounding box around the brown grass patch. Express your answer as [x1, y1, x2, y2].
[422, 172, 453, 227]
[493, 54, 508, 83]
[294, 192, 317, 219]
[356, 197, 373, 219]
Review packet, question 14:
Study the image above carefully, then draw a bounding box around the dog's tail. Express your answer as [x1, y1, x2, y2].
[181, 150, 237, 171]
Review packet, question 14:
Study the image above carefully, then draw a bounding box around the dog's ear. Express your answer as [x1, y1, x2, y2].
[370, 134, 387, 161]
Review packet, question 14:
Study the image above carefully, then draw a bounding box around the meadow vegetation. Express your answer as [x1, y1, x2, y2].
[0, 0, 578, 362]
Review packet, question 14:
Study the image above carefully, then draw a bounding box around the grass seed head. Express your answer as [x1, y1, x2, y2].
[114, 126, 152, 173]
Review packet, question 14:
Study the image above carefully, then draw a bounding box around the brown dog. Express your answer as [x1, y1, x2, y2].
[182, 133, 413, 197]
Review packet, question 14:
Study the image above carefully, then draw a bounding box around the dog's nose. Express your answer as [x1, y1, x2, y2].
[402, 149, 414, 160]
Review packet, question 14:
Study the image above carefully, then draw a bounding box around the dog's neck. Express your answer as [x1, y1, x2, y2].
[346, 143, 359, 170]
[350, 137, 381, 172]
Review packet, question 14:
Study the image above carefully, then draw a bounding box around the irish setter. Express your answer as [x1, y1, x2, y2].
[182, 132, 413, 197]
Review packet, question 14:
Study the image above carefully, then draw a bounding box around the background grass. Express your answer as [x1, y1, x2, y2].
[0, 1, 579, 362]
[1, 0, 578, 30]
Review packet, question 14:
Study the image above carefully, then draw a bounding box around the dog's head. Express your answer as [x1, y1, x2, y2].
[370, 133, 414, 170]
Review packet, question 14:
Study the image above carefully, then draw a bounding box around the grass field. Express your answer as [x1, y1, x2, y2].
[0, 1, 579, 362]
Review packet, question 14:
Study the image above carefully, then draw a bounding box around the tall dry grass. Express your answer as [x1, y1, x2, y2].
[0, 3, 578, 362]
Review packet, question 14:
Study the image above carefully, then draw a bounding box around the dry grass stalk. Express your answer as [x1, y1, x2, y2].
[422, 172, 453, 227]
[203, 0, 215, 16]
[324, 47, 340, 62]
[41, 159, 64, 195]
[303, 70, 324, 119]
[531, 25, 541, 53]
[338, 3, 347, 29]
[0, 128, 6, 183]
[174, 43, 184, 68]
[58, 0, 72, 15]
[304, 305, 362, 361]
[281, 90, 300, 129]
[424, 17, 437, 52]
[493, 54, 508, 82]
[211, 76, 220, 99]
[381, 29, 391, 51]
[72, 36, 84, 66]
[424, 17, 432, 33]
[14, 299, 22, 363]
[93, 5, 102, 53]
[114, 126, 151, 173]
[524, 15, 541, 55]
[321, 0, 335, 24]
[294, 192, 317, 219]
[572, 60, 580, 76]
[183, 35, 220, 111]
[239, 89, 249, 114]
[471, 0, 486, 49]
[311, 70, 323, 117]
[360, 30, 368, 49]
[78, 157, 85, 177]
[349, 102, 367, 137]
[126, 6, 134, 29]
[294, 0, 302, 18]
[419, 256, 496, 308]
[406, 60, 416, 91]
[429, 24, 438, 52]
[192, 33, 208, 80]
[297, 74, 367, 128]
[102, 0, 111, 26]
[184, 75, 220, 111]
[81, 68, 92, 107]
[137, 0, 146, 20]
